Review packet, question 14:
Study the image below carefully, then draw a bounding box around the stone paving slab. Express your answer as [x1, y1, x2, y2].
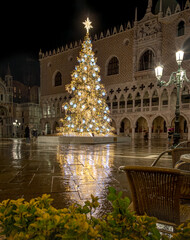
[0, 138, 172, 214]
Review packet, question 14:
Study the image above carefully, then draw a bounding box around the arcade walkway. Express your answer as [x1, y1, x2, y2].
[0, 138, 172, 216]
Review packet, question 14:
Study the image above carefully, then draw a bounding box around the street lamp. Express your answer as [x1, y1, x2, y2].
[155, 50, 190, 146]
[13, 119, 21, 137]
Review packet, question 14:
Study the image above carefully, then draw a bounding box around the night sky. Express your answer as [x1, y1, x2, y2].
[0, 0, 186, 84]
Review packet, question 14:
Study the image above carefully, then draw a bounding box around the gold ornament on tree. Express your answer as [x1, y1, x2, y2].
[59, 18, 114, 137]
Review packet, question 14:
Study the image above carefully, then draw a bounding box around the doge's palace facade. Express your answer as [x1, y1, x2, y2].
[39, 0, 190, 140]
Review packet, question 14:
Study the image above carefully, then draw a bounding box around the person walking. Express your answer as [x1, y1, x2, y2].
[32, 129, 38, 143]
[144, 130, 148, 142]
[168, 129, 172, 142]
[25, 125, 30, 143]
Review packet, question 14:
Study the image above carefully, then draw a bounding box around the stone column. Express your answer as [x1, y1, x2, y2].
[188, 126, 190, 141]
[117, 127, 120, 136]
[131, 127, 135, 139]
[132, 99, 135, 112]
[148, 126, 152, 140]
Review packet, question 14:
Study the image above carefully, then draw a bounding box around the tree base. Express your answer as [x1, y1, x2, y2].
[37, 135, 131, 144]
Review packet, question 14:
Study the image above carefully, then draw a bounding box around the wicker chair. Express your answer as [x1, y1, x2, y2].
[151, 147, 190, 167]
[174, 162, 190, 200]
[121, 166, 190, 233]
[175, 141, 190, 148]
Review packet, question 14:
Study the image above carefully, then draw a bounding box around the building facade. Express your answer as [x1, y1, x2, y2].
[39, 0, 190, 140]
[0, 66, 41, 138]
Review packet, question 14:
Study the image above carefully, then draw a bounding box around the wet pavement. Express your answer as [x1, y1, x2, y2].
[0, 138, 172, 216]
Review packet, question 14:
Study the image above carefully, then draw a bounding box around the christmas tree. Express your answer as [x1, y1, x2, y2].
[59, 18, 114, 136]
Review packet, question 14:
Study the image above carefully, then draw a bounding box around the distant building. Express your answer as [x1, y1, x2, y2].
[39, 0, 190, 140]
[0, 66, 41, 138]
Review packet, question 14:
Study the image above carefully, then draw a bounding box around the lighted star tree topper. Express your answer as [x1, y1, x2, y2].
[59, 18, 114, 136]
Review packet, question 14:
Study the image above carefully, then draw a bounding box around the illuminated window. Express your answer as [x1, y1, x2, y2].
[54, 72, 62, 86]
[107, 57, 119, 75]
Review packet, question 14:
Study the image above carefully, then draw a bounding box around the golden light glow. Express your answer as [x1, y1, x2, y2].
[58, 19, 114, 137]
[83, 17, 93, 34]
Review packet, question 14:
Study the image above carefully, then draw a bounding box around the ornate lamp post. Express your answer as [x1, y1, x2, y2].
[155, 50, 190, 146]
[13, 119, 21, 138]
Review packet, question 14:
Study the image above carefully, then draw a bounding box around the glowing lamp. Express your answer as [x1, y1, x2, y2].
[176, 50, 184, 65]
[155, 65, 163, 80]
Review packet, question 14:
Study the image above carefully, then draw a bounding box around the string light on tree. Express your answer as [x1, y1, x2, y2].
[59, 18, 114, 137]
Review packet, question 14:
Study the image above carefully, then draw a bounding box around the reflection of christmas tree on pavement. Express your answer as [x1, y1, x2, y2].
[59, 18, 114, 136]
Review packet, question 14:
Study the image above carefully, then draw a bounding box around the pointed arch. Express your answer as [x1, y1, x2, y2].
[106, 56, 119, 76]
[112, 94, 118, 109]
[53, 71, 62, 87]
[181, 85, 190, 103]
[119, 94, 125, 109]
[161, 89, 168, 108]
[171, 115, 189, 139]
[139, 49, 154, 71]
[152, 116, 167, 138]
[119, 117, 131, 135]
[135, 92, 141, 107]
[135, 116, 148, 133]
[183, 37, 190, 60]
[152, 89, 159, 106]
[171, 87, 177, 109]
[143, 91, 150, 107]
[106, 96, 111, 110]
[53, 121, 59, 133]
[177, 20, 185, 37]
[45, 122, 51, 135]
[127, 94, 133, 109]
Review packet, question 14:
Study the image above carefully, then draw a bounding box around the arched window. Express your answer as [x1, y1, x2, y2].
[161, 89, 168, 106]
[127, 94, 133, 109]
[181, 86, 190, 103]
[107, 57, 119, 75]
[139, 50, 154, 71]
[183, 37, 190, 60]
[143, 91, 150, 107]
[135, 92, 141, 107]
[152, 90, 159, 106]
[119, 95, 125, 109]
[54, 72, 62, 86]
[177, 21, 185, 37]
[112, 95, 118, 109]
